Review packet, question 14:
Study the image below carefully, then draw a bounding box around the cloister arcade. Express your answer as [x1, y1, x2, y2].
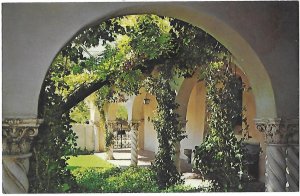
[2, 2, 298, 193]
[79, 66, 264, 179]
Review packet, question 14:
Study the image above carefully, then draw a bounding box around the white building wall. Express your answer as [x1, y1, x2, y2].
[143, 95, 159, 153]
[72, 124, 95, 151]
[180, 82, 206, 159]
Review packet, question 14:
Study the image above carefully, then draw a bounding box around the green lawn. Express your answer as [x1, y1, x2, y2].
[66, 155, 114, 170]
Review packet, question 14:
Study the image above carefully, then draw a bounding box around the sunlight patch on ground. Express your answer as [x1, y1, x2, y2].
[66, 155, 114, 169]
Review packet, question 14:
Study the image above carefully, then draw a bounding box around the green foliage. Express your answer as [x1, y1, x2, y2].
[145, 72, 186, 189]
[193, 62, 248, 191]
[71, 167, 159, 193]
[71, 166, 201, 193]
[54, 15, 227, 107]
[122, 15, 173, 60]
[29, 59, 80, 193]
[104, 167, 159, 193]
[71, 167, 121, 193]
[69, 101, 90, 123]
[35, 14, 233, 193]
[163, 184, 200, 192]
[105, 130, 115, 148]
[115, 105, 128, 121]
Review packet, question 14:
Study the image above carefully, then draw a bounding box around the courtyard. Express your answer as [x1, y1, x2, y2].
[2, 2, 299, 193]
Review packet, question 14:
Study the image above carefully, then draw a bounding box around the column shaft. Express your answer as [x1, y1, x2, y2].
[265, 144, 287, 191]
[2, 154, 31, 193]
[105, 121, 115, 160]
[2, 118, 42, 193]
[174, 120, 187, 172]
[286, 145, 299, 191]
[286, 119, 299, 192]
[130, 121, 139, 166]
[174, 142, 181, 172]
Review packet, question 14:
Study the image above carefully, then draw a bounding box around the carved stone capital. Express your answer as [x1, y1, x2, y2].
[254, 118, 286, 144]
[2, 118, 43, 155]
[283, 118, 299, 145]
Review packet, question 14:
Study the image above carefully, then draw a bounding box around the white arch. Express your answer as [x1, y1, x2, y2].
[2, 3, 277, 119]
[42, 3, 277, 118]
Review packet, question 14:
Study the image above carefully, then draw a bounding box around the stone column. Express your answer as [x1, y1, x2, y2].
[174, 120, 187, 172]
[174, 142, 181, 172]
[285, 119, 299, 192]
[105, 121, 115, 160]
[2, 118, 43, 193]
[89, 103, 100, 152]
[129, 121, 140, 166]
[254, 118, 287, 192]
[92, 120, 100, 152]
[138, 120, 145, 150]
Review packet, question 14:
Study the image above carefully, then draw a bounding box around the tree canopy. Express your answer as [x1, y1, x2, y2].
[39, 14, 228, 115]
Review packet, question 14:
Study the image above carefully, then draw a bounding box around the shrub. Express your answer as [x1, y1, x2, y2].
[71, 166, 216, 193]
[71, 166, 159, 193]
[104, 166, 160, 192]
[71, 167, 121, 193]
[163, 184, 199, 192]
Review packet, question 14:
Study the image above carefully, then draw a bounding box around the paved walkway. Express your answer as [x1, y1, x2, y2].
[95, 148, 204, 188]
[95, 149, 155, 168]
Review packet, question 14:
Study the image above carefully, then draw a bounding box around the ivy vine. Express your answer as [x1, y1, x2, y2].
[193, 62, 249, 191]
[144, 70, 186, 189]
[29, 57, 80, 193]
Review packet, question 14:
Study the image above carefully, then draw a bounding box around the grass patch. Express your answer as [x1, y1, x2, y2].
[66, 155, 113, 170]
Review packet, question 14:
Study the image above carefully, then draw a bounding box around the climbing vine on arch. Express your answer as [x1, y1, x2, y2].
[193, 62, 250, 191]
[144, 70, 185, 188]
[31, 14, 247, 192]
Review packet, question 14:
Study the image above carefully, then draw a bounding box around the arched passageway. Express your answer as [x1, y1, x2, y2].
[2, 2, 298, 193]
[176, 67, 267, 182]
[131, 90, 159, 154]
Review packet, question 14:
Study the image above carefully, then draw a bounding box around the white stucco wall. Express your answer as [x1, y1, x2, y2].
[180, 82, 206, 159]
[72, 124, 95, 151]
[143, 94, 159, 153]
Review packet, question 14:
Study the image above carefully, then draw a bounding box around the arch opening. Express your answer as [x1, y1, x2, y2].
[37, 4, 277, 120]
[33, 9, 276, 192]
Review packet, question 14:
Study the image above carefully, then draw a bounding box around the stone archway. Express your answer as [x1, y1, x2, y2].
[131, 92, 146, 152]
[129, 89, 159, 166]
[3, 2, 298, 193]
[2, 3, 279, 120]
[176, 66, 267, 182]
